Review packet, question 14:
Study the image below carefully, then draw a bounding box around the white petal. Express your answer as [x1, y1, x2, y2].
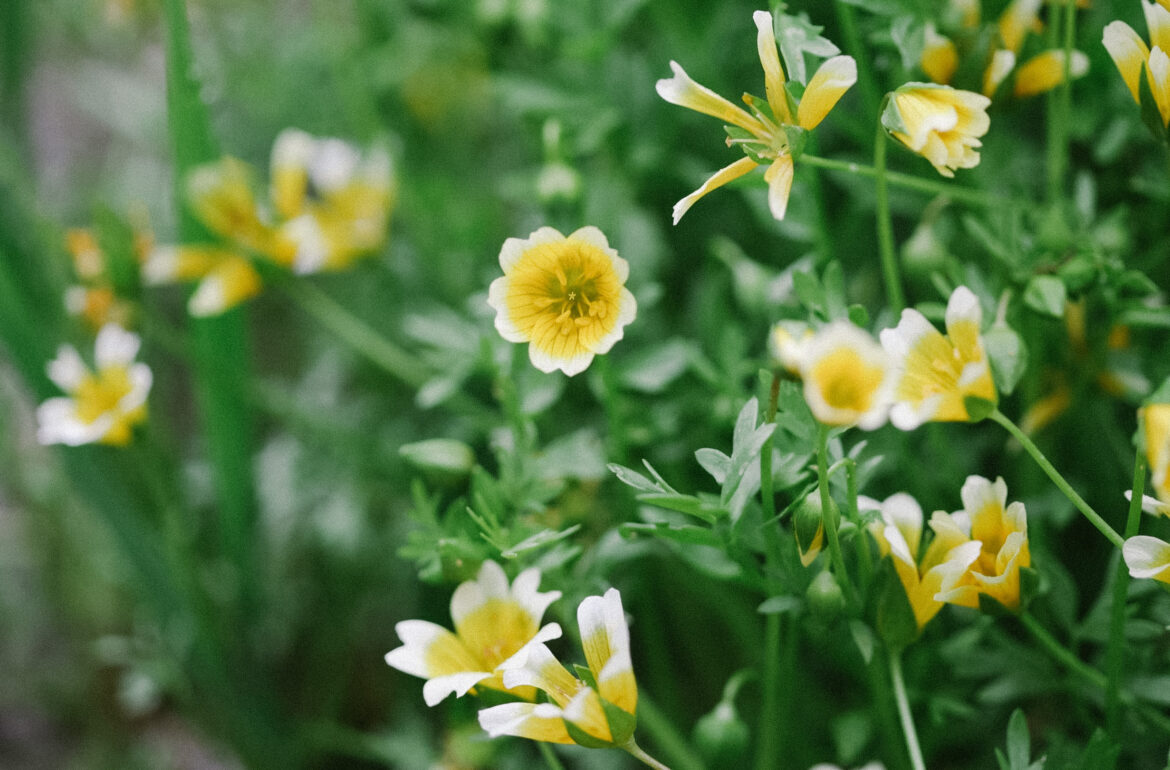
[422, 671, 494, 707]
[1123, 535, 1170, 579]
[47, 345, 88, 391]
[94, 324, 141, 369]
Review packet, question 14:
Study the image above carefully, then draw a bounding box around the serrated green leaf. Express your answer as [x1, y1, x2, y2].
[501, 525, 581, 558]
[637, 492, 724, 523]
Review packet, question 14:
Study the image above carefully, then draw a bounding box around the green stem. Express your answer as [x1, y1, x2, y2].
[279, 278, 429, 389]
[874, 118, 905, 314]
[833, 1, 881, 122]
[761, 372, 781, 528]
[844, 458, 873, 594]
[1046, 0, 1076, 202]
[634, 694, 702, 770]
[597, 354, 628, 465]
[1107, 448, 1146, 736]
[817, 424, 856, 607]
[801, 154, 1010, 208]
[756, 372, 783, 770]
[888, 648, 926, 770]
[624, 740, 673, 770]
[989, 408, 1124, 549]
[539, 742, 566, 770]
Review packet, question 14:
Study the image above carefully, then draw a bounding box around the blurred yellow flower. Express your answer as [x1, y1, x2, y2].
[768, 320, 813, 376]
[1135, 402, 1170, 513]
[145, 131, 395, 315]
[37, 324, 152, 447]
[922, 23, 959, 85]
[64, 226, 150, 330]
[1103, 2, 1170, 130]
[1123, 535, 1170, 583]
[488, 226, 636, 376]
[880, 285, 997, 430]
[798, 321, 892, 430]
[656, 10, 856, 222]
[931, 476, 1031, 611]
[883, 83, 990, 177]
[479, 588, 638, 749]
[864, 493, 981, 631]
[384, 560, 562, 707]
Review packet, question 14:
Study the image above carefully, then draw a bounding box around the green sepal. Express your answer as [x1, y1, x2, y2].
[724, 124, 770, 165]
[1017, 565, 1041, 611]
[600, 698, 637, 746]
[1145, 375, 1170, 405]
[794, 492, 826, 554]
[782, 123, 807, 160]
[874, 559, 919, 649]
[847, 303, 870, 327]
[880, 91, 906, 135]
[564, 718, 615, 750]
[1137, 63, 1170, 144]
[963, 395, 997, 423]
[975, 591, 1013, 617]
[573, 664, 599, 691]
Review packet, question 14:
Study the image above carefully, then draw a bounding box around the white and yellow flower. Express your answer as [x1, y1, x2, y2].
[655, 10, 856, 222]
[797, 321, 892, 430]
[1123, 535, 1170, 584]
[1144, 402, 1170, 505]
[36, 324, 152, 447]
[930, 476, 1031, 611]
[768, 320, 814, 376]
[865, 493, 982, 631]
[1104, 2, 1170, 133]
[385, 560, 562, 707]
[880, 285, 997, 430]
[488, 226, 636, 377]
[883, 83, 991, 178]
[479, 588, 638, 749]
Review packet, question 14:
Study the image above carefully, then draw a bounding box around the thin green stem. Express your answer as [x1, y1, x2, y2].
[845, 458, 873, 593]
[634, 694, 702, 770]
[990, 408, 1124, 549]
[874, 119, 905, 314]
[279, 278, 429, 389]
[1107, 449, 1146, 736]
[624, 741, 672, 770]
[597, 354, 628, 465]
[1046, 0, 1076, 202]
[538, 742, 566, 770]
[817, 424, 857, 608]
[888, 648, 926, 770]
[801, 154, 1011, 208]
[761, 372, 781, 528]
[756, 372, 783, 770]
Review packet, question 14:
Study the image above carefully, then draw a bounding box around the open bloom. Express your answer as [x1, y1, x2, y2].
[1123, 535, 1170, 584]
[655, 10, 856, 222]
[930, 476, 1031, 611]
[36, 324, 152, 447]
[488, 226, 636, 376]
[479, 588, 638, 749]
[880, 285, 997, 430]
[145, 130, 394, 315]
[865, 493, 981, 631]
[385, 560, 562, 706]
[797, 321, 892, 430]
[1103, 2, 1170, 131]
[883, 83, 990, 177]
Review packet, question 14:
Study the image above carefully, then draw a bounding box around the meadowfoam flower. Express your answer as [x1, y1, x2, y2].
[655, 9, 856, 222]
[479, 588, 648, 758]
[488, 226, 636, 376]
[931, 476, 1031, 611]
[797, 321, 892, 430]
[882, 83, 990, 177]
[768, 320, 813, 376]
[1104, 3, 1170, 135]
[1123, 535, 1170, 584]
[385, 560, 562, 707]
[64, 225, 151, 330]
[36, 324, 152, 447]
[1126, 402, 1170, 517]
[880, 285, 997, 430]
[864, 493, 981, 631]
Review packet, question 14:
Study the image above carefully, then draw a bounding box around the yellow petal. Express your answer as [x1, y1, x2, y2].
[922, 25, 959, 84]
[478, 702, 574, 744]
[763, 154, 794, 220]
[998, 0, 1043, 54]
[656, 60, 766, 135]
[1014, 50, 1090, 97]
[752, 10, 792, 124]
[982, 49, 1016, 96]
[1145, 0, 1170, 57]
[188, 257, 262, 316]
[798, 55, 857, 129]
[1147, 46, 1170, 127]
[1143, 403, 1170, 504]
[671, 156, 759, 224]
[578, 589, 637, 715]
[1103, 21, 1150, 103]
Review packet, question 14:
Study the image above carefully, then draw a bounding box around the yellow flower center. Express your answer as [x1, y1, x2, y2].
[505, 241, 623, 359]
[73, 366, 135, 424]
[455, 598, 539, 669]
[812, 349, 885, 412]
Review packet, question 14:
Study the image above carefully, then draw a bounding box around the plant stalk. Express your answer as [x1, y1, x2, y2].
[888, 648, 926, 770]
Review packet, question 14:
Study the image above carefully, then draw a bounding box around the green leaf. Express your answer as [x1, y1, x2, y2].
[399, 438, 476, 476]
[775, 10, 840, 85]
[963, 395, 997, 423]
[1023, 275, 1067, 317]
[849, 620, 876, 664]
[695, 447, 731, 485]
[618, 522, 722, 547]
[984, 325, 1028, 395]
[501, 525, 582, 558]
[637, 492, 725, 523]
[607, 463, 660, 494]
[757, 595, 803, 615]
[889, 15, 925, 71]
[1005, 709, 1031, 770]
[875, 559, 918, 649]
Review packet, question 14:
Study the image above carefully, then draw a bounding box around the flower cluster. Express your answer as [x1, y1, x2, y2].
[867, 475, 1032, 633]
[145, 129, 395, 316]
[656, 10, 856, 222]
[64, 224, 151, 331]
[775, 285, 998, 432]
[37, 324, 152, 447]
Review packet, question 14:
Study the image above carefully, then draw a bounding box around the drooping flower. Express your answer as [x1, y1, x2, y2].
[1103, 3, 1170, 133]
[880, 285, 997, 430]
[479, 588, 640, 751]
[883, 83, 991, 178]
[865, 493, 982, 631]
[145, 131, 395, 316]
[1122, 535, 1170, 584]
[385, 560, 562, 707]
[655, 10, 856, 222]
[488, 226, 636, 376]
[36, 324, 152, 447]
[797, 321, 892, 430]
[931, 476, 1031, 611]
